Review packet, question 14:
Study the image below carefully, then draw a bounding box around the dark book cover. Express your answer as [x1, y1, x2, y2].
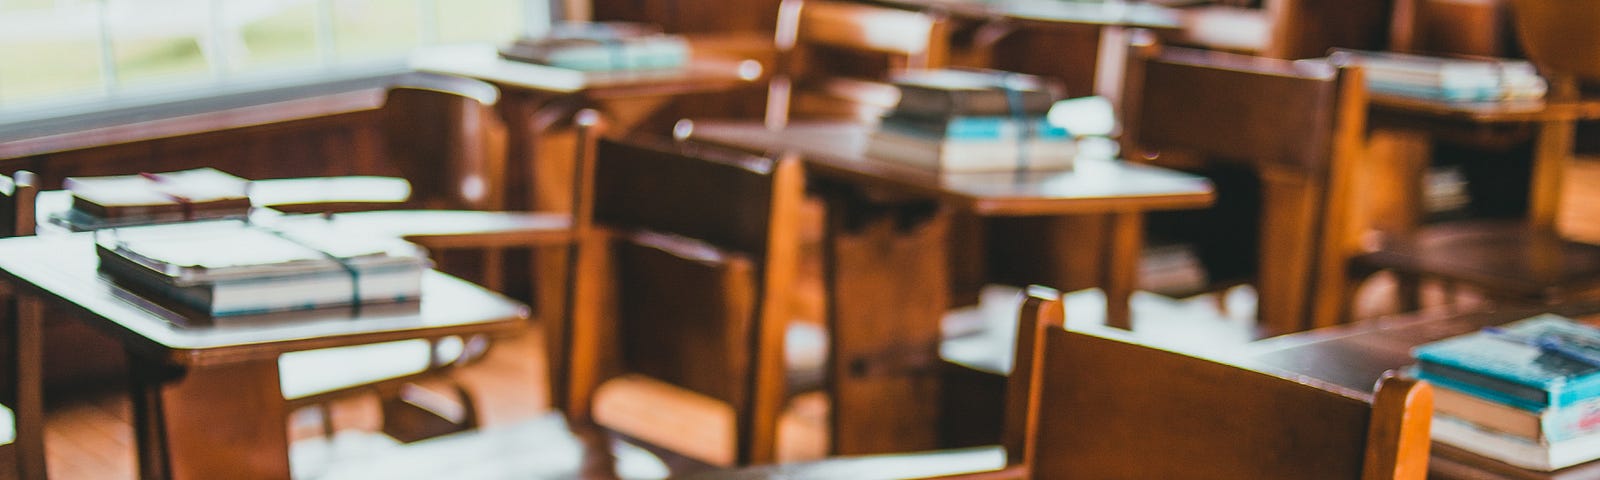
[890, 68, 1061, 118]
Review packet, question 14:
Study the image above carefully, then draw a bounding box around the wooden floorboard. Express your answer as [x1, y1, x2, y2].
[30, 157, 1600, 479]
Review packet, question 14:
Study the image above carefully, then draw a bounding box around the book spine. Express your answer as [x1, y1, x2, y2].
[1412, 367, 1548, 411]
[894, 87, 1055, 118]
[879, 115, 1070, 141]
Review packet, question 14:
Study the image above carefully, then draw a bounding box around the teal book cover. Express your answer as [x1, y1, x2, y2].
[1413, 314, 1600, 408]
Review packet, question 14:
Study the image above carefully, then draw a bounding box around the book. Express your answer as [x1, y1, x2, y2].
[96, 220, 430, 316]
[890, 68, 1060, 118]
[865, 128, 1075, 173]
[879, 113, 1071, 141]
[1331, 49, 1547, 102]
[1413, 314, 1600, 410]
[1432, 414, 1600, 472]
[1432, 381, 1600, 443]
[499, 22, 689, 71]
[65, 168, 251, 221]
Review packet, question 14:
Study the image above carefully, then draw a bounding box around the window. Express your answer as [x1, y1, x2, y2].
[0, 0, 551, 114]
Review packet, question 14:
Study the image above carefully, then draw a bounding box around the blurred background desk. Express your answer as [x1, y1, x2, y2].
[0, 233, 529, 479]
[689, 119, 1214, 455]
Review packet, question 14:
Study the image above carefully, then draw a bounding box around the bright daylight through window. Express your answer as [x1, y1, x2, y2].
[0, 0, 539, 113]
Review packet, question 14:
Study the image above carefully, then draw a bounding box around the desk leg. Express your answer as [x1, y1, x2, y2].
[1103, 212, 1143, 330]
[1528, 116, 1575, 231]
[823, 189, 950, 455]
[129, 359, 290, 480]
[6, 294, 48, 479]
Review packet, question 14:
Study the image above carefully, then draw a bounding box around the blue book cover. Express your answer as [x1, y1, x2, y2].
[1413, 314, 1600, 409]
[879, 114, 1071, 141]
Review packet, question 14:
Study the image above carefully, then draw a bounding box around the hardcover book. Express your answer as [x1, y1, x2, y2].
[865, 128, 1075, 173]
[65, 168, 251, 221]
[1413, 314, 1600, 409]
[890, 68, 1060, 118]
[1432, 414, 1600, 472]
[499, 22, 689, 71]
[96, 220, 430, 316]
[1431, 381, 1600, 443]
[879, 113, 1071, 141]
[1331, 49, 1547, 101]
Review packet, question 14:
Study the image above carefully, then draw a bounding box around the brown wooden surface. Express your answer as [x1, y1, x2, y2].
[1123, 45, 1367, 334]
[1244, 303, 1600, 479]
[689, 119, 1212, 454]
[860, 0, 1183, 101]
[689, 121, 1216, 216]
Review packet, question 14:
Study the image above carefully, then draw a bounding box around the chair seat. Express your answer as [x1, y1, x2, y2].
[293, 412, 670, 480]
[1355, 219, 1600, 300]
[674, 445, 1004, 480]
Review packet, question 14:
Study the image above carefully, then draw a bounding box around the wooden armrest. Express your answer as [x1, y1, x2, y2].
[318, 210, 573, 248]
[674, 446, 1006, 480]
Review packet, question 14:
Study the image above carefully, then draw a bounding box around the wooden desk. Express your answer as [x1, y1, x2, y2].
[689, 120, 1213, 455]
[410, 44, 760, 213]
[862, 0, 1180, 101]
[1361, 94, 1600, 238]
[0, 233, 529, 479]
[1241, 303, 1600, 479]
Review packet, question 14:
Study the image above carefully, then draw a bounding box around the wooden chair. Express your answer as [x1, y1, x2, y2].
[303, 136, 804, 477]
[1123, 37, 1368, 335]
[681, 286, 1434, 480]
[1346, 0, 1600, 312]
[557, 135, 804, 466]
[766, 0, 951, 127]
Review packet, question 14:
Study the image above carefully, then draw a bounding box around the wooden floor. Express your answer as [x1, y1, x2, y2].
[30, 156, 1600, 479]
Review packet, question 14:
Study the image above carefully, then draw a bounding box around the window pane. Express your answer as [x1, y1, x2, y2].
[107, 0, 212, 86]
[0, 3, 106, 106]
[437, 0, 522, 44]
[230, 1, 320, 72]
[334, 0, 420, 58]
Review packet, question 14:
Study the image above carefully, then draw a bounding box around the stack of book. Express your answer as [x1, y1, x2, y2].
[866, 68, 1074, 173]
[96, 220, 431, 317]
[1410, 314, 1600, 471]
[60, 168, 252, 229]
[499, 22, 689, 71]
[1332, 49, 1547, 102]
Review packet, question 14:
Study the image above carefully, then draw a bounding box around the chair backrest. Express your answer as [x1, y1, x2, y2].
[0, 171, 36, 238]
[1001, 287, 1433, 479]
[379, 73, 509, 211]
[1509, 0, 1600, 94]
[766, 0, 950, 127]
[559, 135, 804, 465]
[1122, 37, 1367, 334]
[1261, 0, 1393, 60]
